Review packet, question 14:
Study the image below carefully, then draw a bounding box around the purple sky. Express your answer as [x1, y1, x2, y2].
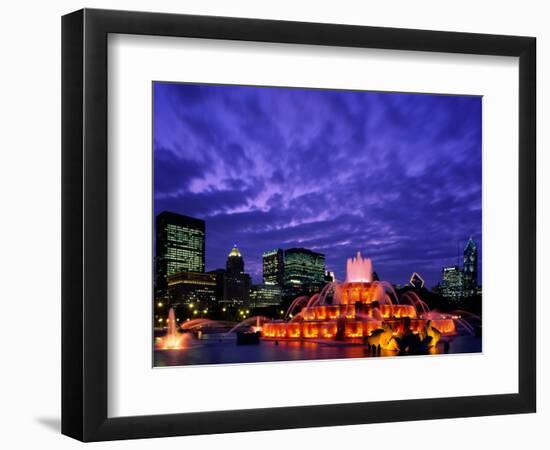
[153, 82, 482, 287]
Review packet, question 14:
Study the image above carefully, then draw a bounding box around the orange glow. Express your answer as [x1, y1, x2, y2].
[261, 279, 459, 345]
[341, 282, 377, 304]
[261, 268, 466, 351]
[155, 308, 187, 350]
[261, 319, 384, 340]
[429, 319, 456, 334]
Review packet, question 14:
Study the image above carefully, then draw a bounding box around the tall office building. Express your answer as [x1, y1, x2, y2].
[221, 245, 251, 306]
[262, 249, 284, 285]
[167, 271, 217, 309]
[283, 248, 326, 296]
[226, 244, 245, 274]
[208, 268, 226, 304]
[250, 283, 282, 308]
[463, 237, 478, 297]
[441, 266, 464, 301]
[155, 211, 205, 297]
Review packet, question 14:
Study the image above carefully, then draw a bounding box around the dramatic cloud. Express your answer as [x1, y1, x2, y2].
[154, 83, 482, 287]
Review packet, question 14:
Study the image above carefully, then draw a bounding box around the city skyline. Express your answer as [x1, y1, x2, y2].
[155, 209, 479, 291]
[154, 83, 482, 287]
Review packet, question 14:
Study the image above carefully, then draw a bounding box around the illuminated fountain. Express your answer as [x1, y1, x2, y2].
[346, 251, 373, 282]
[262, 252, 459, 352]
[155, 307, 187, 350]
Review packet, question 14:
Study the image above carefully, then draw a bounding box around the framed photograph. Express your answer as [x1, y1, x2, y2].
[62, 8, 536, 441]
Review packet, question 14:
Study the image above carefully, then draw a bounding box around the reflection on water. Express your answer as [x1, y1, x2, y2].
[154, 334, 481, 367]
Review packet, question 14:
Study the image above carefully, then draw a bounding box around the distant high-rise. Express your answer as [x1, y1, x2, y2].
[441, 266, 464, 301]
[155, 211, 205, 297]
[250, 283, 282, 308]
[463, 237, 478, 296]
[226, 244, 245, 274]
[284, 248, 325, 296]
[262, 249, 284, 285]
[222, 245, 251, 306]
[439, 237, 480, 301]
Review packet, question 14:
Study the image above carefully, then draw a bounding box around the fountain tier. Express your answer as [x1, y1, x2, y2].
[261, 253, 456, 347]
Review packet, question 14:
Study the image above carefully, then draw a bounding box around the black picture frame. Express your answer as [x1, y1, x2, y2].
[62, 8, 536, 442]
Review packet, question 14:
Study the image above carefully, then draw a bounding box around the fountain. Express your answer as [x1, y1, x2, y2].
[155, 252, 478, 360]
[261, 252, 458, 352]
[346, 251, 373, 282]
[155, 307, 187, 350]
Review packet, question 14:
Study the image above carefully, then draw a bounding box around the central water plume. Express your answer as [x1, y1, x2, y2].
[346, 251, 373, 283]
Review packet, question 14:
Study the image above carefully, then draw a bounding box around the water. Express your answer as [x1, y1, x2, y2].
[346, 252, 373, 282]
[154, 334, 481, 367]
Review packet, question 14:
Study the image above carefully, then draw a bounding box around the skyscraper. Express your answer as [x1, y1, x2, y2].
[283, 248, 325, 296]
[463, 237, 478, 296]
[262, 249, 284, 285]
[250, 283, 282, 308]
[222, 245, 251, 306]
[226, 244, 245, 274]
[155, 211, 205, 297]
[441, 266, 464, 301]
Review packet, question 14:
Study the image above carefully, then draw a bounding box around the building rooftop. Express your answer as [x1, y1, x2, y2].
[228, 244, 242, 258]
